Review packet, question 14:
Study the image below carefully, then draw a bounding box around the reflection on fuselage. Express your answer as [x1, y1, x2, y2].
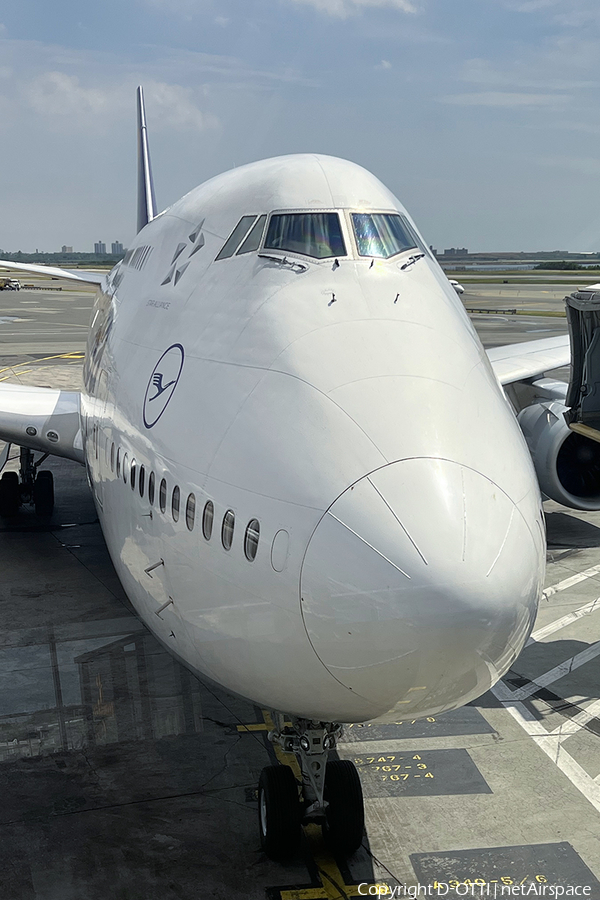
[0, 620, 206, 762]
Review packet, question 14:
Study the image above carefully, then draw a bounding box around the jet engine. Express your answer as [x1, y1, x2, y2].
[518, 400, 600, 510]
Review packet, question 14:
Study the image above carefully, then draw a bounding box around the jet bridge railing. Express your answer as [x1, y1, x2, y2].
[564, 290, 600, 441]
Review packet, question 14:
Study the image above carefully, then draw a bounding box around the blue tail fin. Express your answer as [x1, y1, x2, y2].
[137, 86, 157, 234]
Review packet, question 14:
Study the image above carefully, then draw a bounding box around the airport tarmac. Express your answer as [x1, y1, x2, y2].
[0, 280, 600, 899]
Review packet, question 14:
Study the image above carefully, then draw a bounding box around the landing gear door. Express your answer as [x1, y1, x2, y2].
[565, 290, 600, 440]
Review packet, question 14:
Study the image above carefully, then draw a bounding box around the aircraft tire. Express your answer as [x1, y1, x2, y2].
[34, 470, 54, 516]
[258, 765, 301, 859]
[0, 471, 20, 517]
[324, 759, 364, 856]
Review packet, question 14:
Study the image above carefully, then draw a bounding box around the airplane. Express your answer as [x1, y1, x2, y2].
[0, 85, 597, 861]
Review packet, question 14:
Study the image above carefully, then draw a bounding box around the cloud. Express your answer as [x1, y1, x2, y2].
[501, 0, 600, 26]
[503, 0, 561, 11]
[441, 91, 568, 107]
[25, 72, 116, 118]
[144, 80, 217, 130]
[459, 57, 596, 92]
[377, 59, 393, 69]
[15, 69, 216, 133]
[538, 155, 600, 177]
[287, 0, 417, 17]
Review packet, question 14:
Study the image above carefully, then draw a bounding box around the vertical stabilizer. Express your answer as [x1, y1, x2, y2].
[137, 86, 157, 234]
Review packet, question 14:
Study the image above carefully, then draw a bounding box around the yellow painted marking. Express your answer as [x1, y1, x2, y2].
[279, 889, 327, 900]
[0, 350, 85, 378]
[0, 351, 86, 382]
[300, 823, 381, 899]
[237, 710, 301, 778]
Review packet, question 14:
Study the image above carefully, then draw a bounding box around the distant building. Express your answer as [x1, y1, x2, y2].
[61, 245, 73, 254]
[443, 248, 469, 256]
[430, 245, 438, 256]
[111, 241, 124, 255]
[94, 241, 106, 255]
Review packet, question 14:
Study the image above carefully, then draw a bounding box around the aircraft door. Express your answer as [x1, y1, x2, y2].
[565, 290, 600, 439]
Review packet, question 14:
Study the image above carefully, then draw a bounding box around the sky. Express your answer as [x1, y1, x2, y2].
[1, 0, 600, 252]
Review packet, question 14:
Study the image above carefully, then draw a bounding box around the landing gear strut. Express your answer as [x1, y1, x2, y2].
[257, 717, 364, 859]
[0, 447, 54, 517]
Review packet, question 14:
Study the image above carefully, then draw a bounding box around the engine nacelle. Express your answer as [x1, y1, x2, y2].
[518, 400, 600, 510]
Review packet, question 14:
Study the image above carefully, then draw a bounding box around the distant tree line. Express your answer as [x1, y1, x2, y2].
[0, 251, 123, 266]
[534, 261, 600, 271]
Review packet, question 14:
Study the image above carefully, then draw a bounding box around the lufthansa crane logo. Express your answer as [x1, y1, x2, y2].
[143, 343, 184, 429]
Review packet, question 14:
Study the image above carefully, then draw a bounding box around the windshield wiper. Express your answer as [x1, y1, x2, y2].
[400, 253, 425, 271]
[258, 253, 308, 272]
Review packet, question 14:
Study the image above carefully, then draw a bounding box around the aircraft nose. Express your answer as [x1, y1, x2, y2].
[300, 459, 544, 718]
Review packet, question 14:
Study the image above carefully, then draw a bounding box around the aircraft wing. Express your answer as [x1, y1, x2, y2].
[0, 259, 105, 286]
[0, 384, 84, 467]
[486, 335, 570, 386]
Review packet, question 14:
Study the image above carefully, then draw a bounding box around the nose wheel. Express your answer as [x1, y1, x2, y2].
[258, 718, 364, 860]
[257, 765, 301, 859]
[324, 759, 365, 856]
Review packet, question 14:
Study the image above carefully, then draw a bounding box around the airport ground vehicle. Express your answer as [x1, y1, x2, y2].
[0, 278, 21, 290]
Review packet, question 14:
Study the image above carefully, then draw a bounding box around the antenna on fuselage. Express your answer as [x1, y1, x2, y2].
[136, 85, 157, 234]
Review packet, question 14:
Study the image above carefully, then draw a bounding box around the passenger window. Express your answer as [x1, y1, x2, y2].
[215, 216, 257, 260]
[116, 448, 121, 477]
[265, 213, 346, 259]
[148, 471, 155, 505]
[186, 493, 196, 531]
[222, 509, 235, 550]
[202, 500, 214, 540]
[139, 465, 145, 497]
[123, 453, 129, 483]
[159, 478, 167, 513]
[110, 442, 115, 472]
[172, 485, 180, 522]
[130, 460, 136, 491]
[237, 215, 266, 254]
[244, 519, 260, 561]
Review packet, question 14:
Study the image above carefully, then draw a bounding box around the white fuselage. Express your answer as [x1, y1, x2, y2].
[81, 155, 545, 723]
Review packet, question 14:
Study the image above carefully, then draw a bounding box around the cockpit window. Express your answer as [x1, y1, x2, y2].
[351, 213, 419, 259]
[215, 215, 257, 260]
[264, 213, 346, 259]
[237, 215, 267, 255]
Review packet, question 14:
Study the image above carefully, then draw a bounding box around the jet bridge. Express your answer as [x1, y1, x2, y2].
[564, 289, 600, 442]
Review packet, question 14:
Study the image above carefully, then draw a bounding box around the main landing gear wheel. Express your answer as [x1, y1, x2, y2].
[258, 765, 301, 859]
[33, 470, 54, 516]
[324, 759, 365, 856]
[0, 471, 20, 517]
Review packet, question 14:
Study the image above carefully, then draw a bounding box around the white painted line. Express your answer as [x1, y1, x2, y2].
[527, 597, 600, 646]
[512, 641, 600, 700]
[549, 697, 600, 743]
[544, 564, 600, 598]
[492, 686, 600, 815]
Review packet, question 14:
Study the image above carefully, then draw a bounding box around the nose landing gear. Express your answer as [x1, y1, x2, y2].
[258, 717, 365, 860]
[0, 447, 54, 518]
